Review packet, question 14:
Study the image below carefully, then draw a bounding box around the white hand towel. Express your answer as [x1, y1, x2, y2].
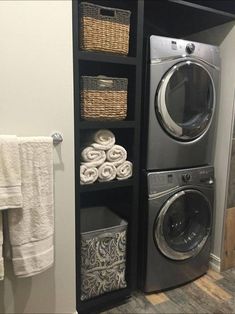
[80, 165, 98, 185]
[0, 213, 3, 280]
[81, 146, 106, 168]
[92, 129, 115, 151]
[0, 135, 22, 210]
[98, 162, 117, 182]
[8, 137, 54, 278]
[116, 161, 133, 180]
[106, 145, 127, 166]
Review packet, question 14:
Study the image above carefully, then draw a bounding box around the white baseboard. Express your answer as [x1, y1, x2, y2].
[209, 253, 221, 272]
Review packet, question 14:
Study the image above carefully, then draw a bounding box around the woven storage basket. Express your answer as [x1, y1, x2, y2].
[80, 2, 131, 55]
[80, 76, 128, 121]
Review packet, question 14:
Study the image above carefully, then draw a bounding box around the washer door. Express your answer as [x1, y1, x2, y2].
[154, 189, 212, 260]
[156, 61, 215, 141]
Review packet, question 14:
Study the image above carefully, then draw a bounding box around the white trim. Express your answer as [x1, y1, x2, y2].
[209, 253, 221, 272]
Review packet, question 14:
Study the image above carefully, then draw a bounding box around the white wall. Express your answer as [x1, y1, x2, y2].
[0, 1, 76, 313]
[188, 21, 235, 266]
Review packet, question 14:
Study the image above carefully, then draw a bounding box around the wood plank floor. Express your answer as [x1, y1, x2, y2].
[101, 269, 235, 314]
[222, 207, 235, 270]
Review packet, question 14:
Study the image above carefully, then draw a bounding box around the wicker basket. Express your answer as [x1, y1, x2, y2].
[80, 2, 131, 55]
[80, 76, 128, 121]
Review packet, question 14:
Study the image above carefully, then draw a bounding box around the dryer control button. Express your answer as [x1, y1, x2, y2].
[186, 43, 195, 54]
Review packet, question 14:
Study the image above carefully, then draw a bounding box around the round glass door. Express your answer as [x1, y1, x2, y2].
[154, 189, 212, 260]
[156, 61, 215, 141]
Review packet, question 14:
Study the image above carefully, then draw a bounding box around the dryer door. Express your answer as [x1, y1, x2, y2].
[154, 189, 212, 260]
[156, 61, 215, 141]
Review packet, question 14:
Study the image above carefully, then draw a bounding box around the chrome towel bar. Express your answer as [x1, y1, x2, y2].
[51, 132, 63, 145]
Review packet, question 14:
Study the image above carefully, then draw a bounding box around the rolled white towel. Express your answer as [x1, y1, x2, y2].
[106, 145, 127, 166]
[116, 161, 133, 180]
[81, 146, 106, 168]
[98, 162, 117, 182]
[92, 129, 115, 151]
[80, 165, 98, 185]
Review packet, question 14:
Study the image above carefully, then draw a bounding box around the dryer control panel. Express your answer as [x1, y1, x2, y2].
[150, 35, 220, 67]
[147, 166, 214, 196]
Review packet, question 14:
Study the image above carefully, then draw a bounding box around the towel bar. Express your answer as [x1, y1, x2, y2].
[51, 132, 63, 145]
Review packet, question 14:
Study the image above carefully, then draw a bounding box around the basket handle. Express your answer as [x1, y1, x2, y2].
[98, 7, 117, 18]
[98, 78, 114, 89]
[97, 232, 116, 239]
[95, 231, 126, 241]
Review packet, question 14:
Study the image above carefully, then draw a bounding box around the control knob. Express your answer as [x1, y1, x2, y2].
[182, 173, 191, 182]
[186, 43, 195, 54]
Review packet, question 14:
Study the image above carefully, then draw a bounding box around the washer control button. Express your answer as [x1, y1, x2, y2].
[182, 173, 191, 182]
[200, 177, 214, 185]
[208, 178, 214, 185]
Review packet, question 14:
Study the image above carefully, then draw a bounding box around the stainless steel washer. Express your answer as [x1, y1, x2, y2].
[146, 35, 220, 170]
[140, 166, 214, 293]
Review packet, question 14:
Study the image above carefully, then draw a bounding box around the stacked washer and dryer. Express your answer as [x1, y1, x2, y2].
[140, 36, 220, 292]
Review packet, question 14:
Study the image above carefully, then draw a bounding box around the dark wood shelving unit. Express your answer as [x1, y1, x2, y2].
[73, 0, 143, 313]
[73, 0, 235, 313]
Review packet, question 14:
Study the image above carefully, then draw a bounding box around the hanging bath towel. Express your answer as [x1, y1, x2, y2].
[0, 135, 22, 210]
[8, 137, 54, 278]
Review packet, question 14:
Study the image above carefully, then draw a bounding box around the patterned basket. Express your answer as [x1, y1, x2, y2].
[80, 75, 128, 120]
[79, 2, 131, 55]
[80, 207, 127, 301]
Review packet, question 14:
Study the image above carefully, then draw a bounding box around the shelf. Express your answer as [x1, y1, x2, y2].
[78, 287, 131, 314]
[80, 179, 134, 193]
[78, 51, 137, 65]
[181, 1, 235, 16]
[145, 0, 235, 38]
[79, 121, 136, 129]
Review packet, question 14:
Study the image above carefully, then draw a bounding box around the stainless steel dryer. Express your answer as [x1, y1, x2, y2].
[146, 35, 220, 170]
[139, 166, 214, 293]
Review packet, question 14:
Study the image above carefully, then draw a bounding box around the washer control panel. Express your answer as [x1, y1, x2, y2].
[147, 166, 214, 196]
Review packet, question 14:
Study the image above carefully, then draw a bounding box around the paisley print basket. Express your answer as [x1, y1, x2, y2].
[80, 207, 128, 300]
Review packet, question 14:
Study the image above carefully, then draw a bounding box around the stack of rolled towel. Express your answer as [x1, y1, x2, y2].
[80, 129, 133, 185]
